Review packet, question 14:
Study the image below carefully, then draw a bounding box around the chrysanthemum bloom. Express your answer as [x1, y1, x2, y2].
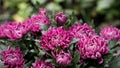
[18, 8, 50, 33]
[1, 46, 24, 68]
[100, 26, 119, 40]
[69, 23, 95, 39]
[32, 60, 55, 68]
[0, 22, 28, 40]
[78, 36, 109, 64]
[40, 27, 72, 51]
[24, 10, 50, 32]
[0, 24, 7, 38]
[55, 12, 67, 25]
[53, 51, 72, 66]
[29, 14, 50, 26]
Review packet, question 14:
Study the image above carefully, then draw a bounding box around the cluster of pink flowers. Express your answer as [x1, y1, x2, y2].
[40, 26, 73, 66]
[32, 60, 55, 68]
[100, 26, 120, 40]
[1, 8, 120, 67]
[1, 46, 24, 68]
[69, 23, 95, 39]
[69, 23, 110, 64]
[40, 27, 72, 51]
[78, 36, 109, 64]
[0, 8, 50, 40]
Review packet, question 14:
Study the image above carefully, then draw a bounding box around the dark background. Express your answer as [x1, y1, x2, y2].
[0, 0, 120, 28]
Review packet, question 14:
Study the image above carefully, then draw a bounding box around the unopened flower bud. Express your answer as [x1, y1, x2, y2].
[55, 12, 67, 25]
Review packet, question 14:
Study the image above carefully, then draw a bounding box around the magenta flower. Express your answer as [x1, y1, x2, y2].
[69, 23, 95, 39]
[1, 46, 24, 68]
[54, 51, 72, 66]
[39, 8, 47, 15]
[24, 14, 50, 32]
[55, 12, 67, 24]
[40, 27, 72, 51]
[100, 26, 119, 40]
[0, 22, 28, 40]
[30, 23, 41, 32]
[0, 24, 7, 38]
[32, 60, 55, 68]
[118, 30, 120, 41]
[78, 36, 109, 64]
[18, 8, 50, 33]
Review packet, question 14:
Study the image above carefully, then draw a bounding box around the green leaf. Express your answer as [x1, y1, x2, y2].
[108, 40, 117, 49]
[0, 61, 4, 68]
[54, 0, 64, 3]
[23, 60, 33, 68]
[73, 52, 81, 64]
[103, 53, 113, 68]
[75, 65, 81, 68]
[64, 12, 77, 28]
[70, 52, 81, 68]
[109, 56, 120, 68]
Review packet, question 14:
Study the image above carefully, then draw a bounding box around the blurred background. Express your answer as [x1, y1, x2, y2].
[0, 0, 120, 28]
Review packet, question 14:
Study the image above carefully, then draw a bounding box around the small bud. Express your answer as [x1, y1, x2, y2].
[55, 12, 67, 25]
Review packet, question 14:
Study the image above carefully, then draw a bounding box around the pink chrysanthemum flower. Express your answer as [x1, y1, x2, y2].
[1, 46, 24, 68]
[14, 8, 49, 34]
[23, 9, 50, 33]
[69, 23, 95, 39]
[32, 60, 55, 68]
[53, 51, 72, 66]
[0, 24, 7, 38]
[78, 36, 109, 64]
[0, 22, 28, 40]
[29, 14, 50, 26]
[100, 26, 119, 40]
[40, 27, 72, 51]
